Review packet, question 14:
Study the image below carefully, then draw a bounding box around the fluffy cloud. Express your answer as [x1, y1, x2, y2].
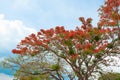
[0, 14, 37, 51]
[0, 73, 13, 80]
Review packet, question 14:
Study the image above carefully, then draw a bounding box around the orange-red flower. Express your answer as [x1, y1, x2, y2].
[93, 49, 100, 53]
[12, 49, 22, 54]
[71, 54, 79, 59]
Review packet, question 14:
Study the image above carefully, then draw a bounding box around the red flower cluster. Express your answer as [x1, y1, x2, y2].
[11, 17, 116, 57]
[12, 47, 27, 54]
[98, 0, 120, 27]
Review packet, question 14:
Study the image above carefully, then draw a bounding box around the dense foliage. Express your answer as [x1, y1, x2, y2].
[98, 72, 120, 80]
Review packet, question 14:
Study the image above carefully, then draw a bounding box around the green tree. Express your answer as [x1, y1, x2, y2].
[2, 54, 55, 80]
[98, 72, 120, 80]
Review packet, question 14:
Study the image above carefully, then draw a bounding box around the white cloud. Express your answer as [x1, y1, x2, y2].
[0, 14, 37, 50]
[0, 14, 4, 20]
[0, 73, 13, 80]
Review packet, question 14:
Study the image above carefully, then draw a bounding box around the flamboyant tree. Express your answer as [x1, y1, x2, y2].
[98, 0, 120, 27]
[98, 0, 120, 62]
[98, 0, 120, 38]
[2, 0, 120, 80]
[11, 18, 118, 80]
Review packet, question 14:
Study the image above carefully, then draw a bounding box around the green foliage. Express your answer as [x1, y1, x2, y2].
[98, 72, 120, 80]
[95, 52, 102, 59]
[64, 40, 75, 55]
[14, 75, 51, 80]
[107, 43, 114, 49]
[84, 49, 93, 54]
[51, 64, 61, 71]
[1, 55, 53, 80]
[94, 35, 101, 41]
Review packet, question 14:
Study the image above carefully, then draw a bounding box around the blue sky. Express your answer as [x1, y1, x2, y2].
[0, 0, 103, 30]
[0, 0, 104, 55]
[0, 0, 104, 80]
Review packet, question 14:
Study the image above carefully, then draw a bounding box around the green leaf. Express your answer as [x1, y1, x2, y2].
[95, 52, 102, 59]
[51, 64, 60, 71]
[94, 35, 101, 41]
[107, 43, 113, 49]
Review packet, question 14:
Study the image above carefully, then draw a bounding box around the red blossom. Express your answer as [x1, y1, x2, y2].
[108, 21, 117, 26]
[37, 32, 41, 35]
[22, 47, 27, 52]
[76, 44, 81, 49]
[11, 17, 113, 56]
[85, 43, 92, 49]
[93, 49, 100, 53]
[99, 0, 120, 27]
[68, 31, 76, 38]
[99, 29, 106, 33]
[71, 54, 79, 59]
[79, 17, 85, 23]
[12, 49, 22, 54]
